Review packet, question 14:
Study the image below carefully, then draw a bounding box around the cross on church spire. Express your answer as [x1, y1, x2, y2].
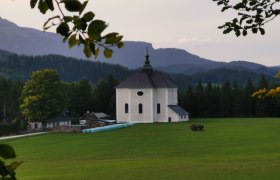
[142, 48, 153, 74]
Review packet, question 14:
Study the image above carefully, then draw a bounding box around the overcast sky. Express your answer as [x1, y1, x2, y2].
[1, 0, 280, 66]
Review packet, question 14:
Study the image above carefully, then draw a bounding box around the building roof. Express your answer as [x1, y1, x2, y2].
[80, 111, 98, 120]
[116, 71, 177, 89]
[168, 105, 190, 116]
[116, 52, 177, 89]
[94, 112, 111, 119]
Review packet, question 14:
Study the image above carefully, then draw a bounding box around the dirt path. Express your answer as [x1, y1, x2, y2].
[0, 132, 51, 141]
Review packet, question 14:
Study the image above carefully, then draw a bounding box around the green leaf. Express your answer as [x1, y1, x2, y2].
[79, 0, 89, 15]
[45, 0, 54, 11]
[259, 27, 265, 35]
[252, 28, 258, 34]
[116, 42, 124, 48]
[89, 42, 96, 55]
[0, 144, 16, 159]
[235, 29, 241, 37]
[246, 19, 253, 24]
[104, 33, 123, 44]
[38, 0, 49, 14]
[30, 0, 39, 8]
[104, 49, 113, 59]
[74, 19, 87, 31]
[104, 33, 118, 44]
[62, 0, 82, 12]
[249, 1, 257, 6]
[88, 20, 108, 39]
[115, 35, 123, 43]
[221, 6, 231, 12]
[223, 28, 232, 34]
[82, 12, 95, 22]
[56, 22, 70, 37]
[83, 44, 92, 58]
[6, 161, 23, 171]
[68, 34, 79, 48]
[64, 16, 73, 23]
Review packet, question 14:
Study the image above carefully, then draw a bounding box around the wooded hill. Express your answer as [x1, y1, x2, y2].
[0, 49, 279, 89]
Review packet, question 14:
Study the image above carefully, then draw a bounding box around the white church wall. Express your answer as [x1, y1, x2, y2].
[168, 88, 178, 105]
[181, 115, 189, 121]
[153, 88, 168, 122]
[116, 89, 130, 123]
[167, 108, 180, 122]
[129, 89, 153, 123]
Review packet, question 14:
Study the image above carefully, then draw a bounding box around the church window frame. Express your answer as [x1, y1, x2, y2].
[137, 91, 144, 96]
[157, 103, 161, 114]
[139, 103, 143, 114]
[125, 103, 129, 114]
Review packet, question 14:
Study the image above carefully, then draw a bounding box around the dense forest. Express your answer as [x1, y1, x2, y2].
[0, 50, 280, 124]
[179, 78, 280, 118]
[1, 73, 280, 124]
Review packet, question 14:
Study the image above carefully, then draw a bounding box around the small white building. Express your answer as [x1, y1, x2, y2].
[116, 53, 189, 123]
[28, 117, 71, 130]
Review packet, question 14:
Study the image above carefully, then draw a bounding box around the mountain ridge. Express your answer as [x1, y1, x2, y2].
[0, 17, 279, 76]
[0, 49, 279, 89]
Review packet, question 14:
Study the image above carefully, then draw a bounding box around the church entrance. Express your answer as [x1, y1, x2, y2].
[168, 117, 171, 123]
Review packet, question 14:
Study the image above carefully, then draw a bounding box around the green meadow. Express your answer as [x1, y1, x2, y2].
[2, 118, 280, 180]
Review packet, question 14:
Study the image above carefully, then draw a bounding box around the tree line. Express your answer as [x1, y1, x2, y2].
[0, 73, 118, 125]
[1, 70, 280, 126]
[179, 76, 280, 118]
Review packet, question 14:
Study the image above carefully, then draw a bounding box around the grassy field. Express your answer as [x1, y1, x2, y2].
[1, 118, 280, 180]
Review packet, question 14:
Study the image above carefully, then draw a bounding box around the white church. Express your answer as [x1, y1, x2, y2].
[116, 52, 189, 123]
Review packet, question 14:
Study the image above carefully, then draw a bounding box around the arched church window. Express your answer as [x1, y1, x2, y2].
[157, 103, 160, 114]
[137, 91, 144, 96]
[139, 103, 143, 114]
[125, 103, 129, 113]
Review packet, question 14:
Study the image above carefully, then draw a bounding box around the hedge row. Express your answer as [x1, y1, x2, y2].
[0, 122, 20, 136]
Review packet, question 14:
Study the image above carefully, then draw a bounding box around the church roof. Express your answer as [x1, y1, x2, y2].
[168, 105, 190, 116]
[116, 71, 177, 89]
[116, 51, 177, 89]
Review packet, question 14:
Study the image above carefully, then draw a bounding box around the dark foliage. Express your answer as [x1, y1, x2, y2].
[0, 52, 133, 83]
[0, 122, 20, 136]
[180, 78, 280, 118]
[213, 0, 280, 36]
[190, 124, 204, 131]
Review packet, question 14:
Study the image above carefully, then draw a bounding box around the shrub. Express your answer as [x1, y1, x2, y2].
[190, 124, 204, 131]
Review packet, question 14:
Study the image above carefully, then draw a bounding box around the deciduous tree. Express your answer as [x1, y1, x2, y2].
[20, 69, 65, 126]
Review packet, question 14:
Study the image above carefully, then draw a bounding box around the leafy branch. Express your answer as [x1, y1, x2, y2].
[213, 0, 280, 36]
[30, 0, 124, 59]
[252, 73, 280, 98]
[0, 144, 22, 180]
